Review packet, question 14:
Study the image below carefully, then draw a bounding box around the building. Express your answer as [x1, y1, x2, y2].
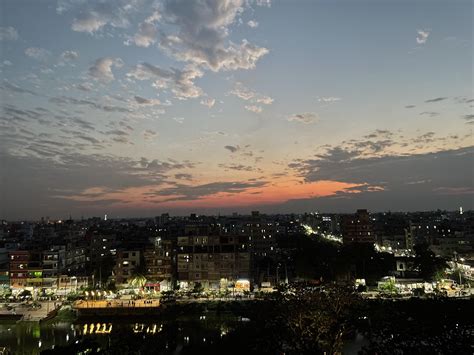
[177, 235, 250, 290]
[42, 247, 65, 289]
[143, 239, 173, 285]
[114, 250, 141, 285]
[9, 250, 42, 290]
[341, 209, 375, 244]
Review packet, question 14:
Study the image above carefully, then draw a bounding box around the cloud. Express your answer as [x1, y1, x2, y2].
[0, 26, 19, 41]
[143, 129, 158, 140]
[419, 111, 440, 117]
[200, 97, 216, 108]
[247, 20, 259, 28]
[230, 82, 273, 104]
[126, 21, 158, 47]
[25, 47, 51, 61]
[317, 96, 341, 103]
[175, 173, 193, 180]
[157, 0, 269, 72]
[425, 97, 447, 103]
[173, 117, 184, 124]
[245, 105, 262, 113]
[287, 112, 318, 124]
[405, 105, 416, 109]
[463, 114, 474, 124]
[1, 81, 39, 96]
[224, 145, 240, 153]
[218, 163, 254, 172]
[60, 0, 138, 34]
[49, 95, 131, 113]
[134, 95, 161, 106]
[416, 29, 430, 44]
[127, 62, 203, 99]
[60, 50, 79, 61]
[149, 181, 267, 202]
[124, 10, 161, 47]
[0, 147, 197, 218]
[230, 82, 273, 112]
[89, 57, 124, 82]
[75, 82, 94, 92]
[284, 145, 474, 211]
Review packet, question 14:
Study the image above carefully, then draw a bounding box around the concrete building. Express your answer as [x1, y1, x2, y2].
[342, 209, 375, 245]
[114, 250, 141, 285]
[177, 235, 250, 290]
[143, 239, 173, 285]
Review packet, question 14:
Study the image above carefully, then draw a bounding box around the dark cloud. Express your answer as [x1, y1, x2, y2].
[49, 96, 131, 113]
[425, 97, 448, 103]
[1, 81, 39, 96]
[0, 149, 196, 219]
[174, 173, 193, 181]
[419, 111, 440, 117]
[147, 181, 267, 202]
[224, 145, 240, 153]
[405, 105, 416, 109]
[218, 163, 255, 172]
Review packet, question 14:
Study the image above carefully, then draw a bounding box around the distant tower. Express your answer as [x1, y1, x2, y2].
[460, 207, 463, 215]
[104, 214, 108, 221]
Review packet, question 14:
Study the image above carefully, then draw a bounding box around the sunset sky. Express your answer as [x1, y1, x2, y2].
[0, 0, 473, 220]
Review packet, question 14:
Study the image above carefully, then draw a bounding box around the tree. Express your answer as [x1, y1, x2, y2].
[414, 244, 447, 281]
[192, 282, 204, 294]
[273, 283, 362, 354]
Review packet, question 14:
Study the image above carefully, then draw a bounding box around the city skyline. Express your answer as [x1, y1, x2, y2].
[1, 0, 473, 220]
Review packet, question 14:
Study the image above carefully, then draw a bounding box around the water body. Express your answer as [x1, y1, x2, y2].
[0, 314, 249, 354]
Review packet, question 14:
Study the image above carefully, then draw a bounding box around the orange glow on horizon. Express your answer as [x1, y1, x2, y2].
[57, 178, 368, 210]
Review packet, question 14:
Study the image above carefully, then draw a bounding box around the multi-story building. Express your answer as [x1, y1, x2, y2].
[88, 232, 117, 270]
[114, 250, 141, 285]
[177, 235, 250, 290]
[9, 250, 42, 290]
[42, 247, 65, 289]
[143, 239, 173, 284]
[341, 209, 375, 245]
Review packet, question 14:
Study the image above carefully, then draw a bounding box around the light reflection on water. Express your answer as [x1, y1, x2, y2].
[0, 315, 240, 354]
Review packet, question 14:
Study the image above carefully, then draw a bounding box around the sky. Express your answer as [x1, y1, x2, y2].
[0, 0, 473, 220]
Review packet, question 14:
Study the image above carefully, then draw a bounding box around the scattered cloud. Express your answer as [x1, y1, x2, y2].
[425, 97, 447, 103]
[416, 29, 430, 44]
[89, 57, 124, 82]
[230, 82, 273, 104]
[127, 62, 203, 99]
[60, 50, 79, 61]
[1, 81, 39, 96]
[247, 20, 259, 28]
[419, 111, 440, 117]
[158, 0, 269, 72]
[405, 105, 416, 109]
[59, 0, 138, 34]
[0, 26, 19, 41]
[200, 97, 216, 108]
[143, 129, 158, 141]
[149, 181, 267, 202]
[49, 95, 131, 113]
[125, 21, 158, 48]
[173, 117, 184, 124]
[463, 114, 474, 124]
[287, 112, 318, 124]
[134, 95, 161, 106]
[245, 105, 262, 113]
[317, 96, 341, 103]
[224, 145, 240, 153]
[25, 47, 51, 61]
[175, 173, 193, 181]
